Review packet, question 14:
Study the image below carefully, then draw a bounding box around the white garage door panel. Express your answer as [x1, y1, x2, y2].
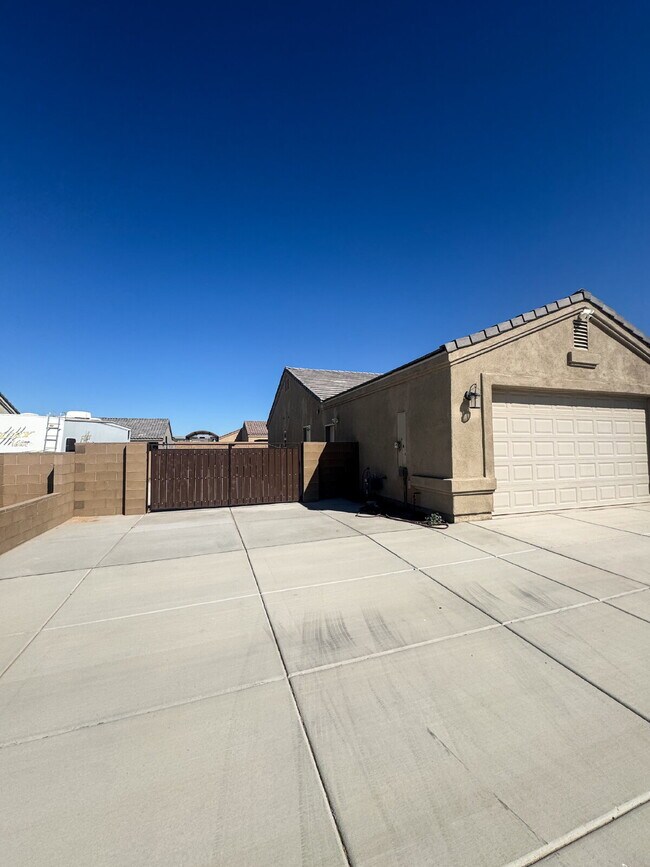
[493, 392, 649, 515]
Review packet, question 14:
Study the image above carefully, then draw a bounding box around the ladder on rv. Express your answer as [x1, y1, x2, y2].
[43, 415, 62, 451]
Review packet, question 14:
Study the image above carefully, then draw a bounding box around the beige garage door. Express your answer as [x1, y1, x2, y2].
[493, 391, 649, 515]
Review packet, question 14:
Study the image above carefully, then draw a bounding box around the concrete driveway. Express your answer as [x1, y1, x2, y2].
[0, 501, 649, 866]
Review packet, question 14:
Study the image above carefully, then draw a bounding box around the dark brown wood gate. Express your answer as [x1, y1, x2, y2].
[150, 446, 301, 511]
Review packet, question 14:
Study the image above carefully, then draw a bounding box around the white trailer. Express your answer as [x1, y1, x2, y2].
[0, 412, 130, 453]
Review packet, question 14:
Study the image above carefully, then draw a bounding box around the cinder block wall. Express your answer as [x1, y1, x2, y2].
[0, 453, 75, 555]
[303, 443, 327, 501]
[73, 443, 126, 516]
[302, 442, 359, 502]
[1, 453, 56, 507]
[0, 444, 149, 555]
[124, 443, 148, 515]
[73, 443, 149, 517]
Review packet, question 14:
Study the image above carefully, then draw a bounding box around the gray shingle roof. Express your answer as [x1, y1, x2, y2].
[101, 418, 170, 441]
[443, 290, 649, 351]
[243, 420, 268, 437]
[288, 367, 380, 400]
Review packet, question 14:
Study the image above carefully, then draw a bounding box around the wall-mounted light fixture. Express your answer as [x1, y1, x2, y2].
[464, 383, 481, 409]
[331, 416, 340, 425]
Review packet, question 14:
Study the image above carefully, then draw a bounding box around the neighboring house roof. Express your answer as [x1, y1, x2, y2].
[219, 428, 241, 440]
[0, 391, 18, 413]
[243, 420, 268, 437]
[101, 417, 171, 441]
[322, 290, 650, 404]
[287, 367, 381, 400]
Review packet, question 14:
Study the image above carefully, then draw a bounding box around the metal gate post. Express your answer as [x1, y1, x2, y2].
[228, 444, 232, 506]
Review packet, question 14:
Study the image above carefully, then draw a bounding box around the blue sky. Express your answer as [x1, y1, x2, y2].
[2, 1, 649, 436]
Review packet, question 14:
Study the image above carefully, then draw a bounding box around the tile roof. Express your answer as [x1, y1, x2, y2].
[243, 420, 268, 437]
[101, 418, 170, 441]
[319, 290, 649, 403]
[442, 290, 649, 351]
[288, 367, 381, 400]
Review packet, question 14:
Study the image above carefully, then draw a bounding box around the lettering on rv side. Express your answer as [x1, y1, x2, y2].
[0, 426, 36, 447]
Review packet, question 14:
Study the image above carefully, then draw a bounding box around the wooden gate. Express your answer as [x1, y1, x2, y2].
[150, 446, 301, 511]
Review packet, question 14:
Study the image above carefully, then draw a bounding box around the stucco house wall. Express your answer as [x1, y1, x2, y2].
[268, 371, 324, 444]
[441, 304, 650, 520]
[324, 358, 452, 504]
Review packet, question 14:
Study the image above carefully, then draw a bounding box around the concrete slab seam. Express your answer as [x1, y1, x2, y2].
[502, 789, 650, 867]
[42, 569, 423, 632]
[229, 508, 353, 866]
[420, 555, 492, 569]
[261, 568, 415, 596]
[422, 550, 536, 571]
[479, 523, 650, 588]
[288, 590, 646, 678]
[505, 628, 650, 724]
[602, 592, 650, 626]
[0, 568, 93, 680]
[289, 624, 502, 678]
[556, 510, 650, 539]
[497, 552, 642, 600]
[335, 515, 650, 725]
[501, 600, 597, 625]
[0, 675, 286, 750]
[43, 591, 262, 631]
[0, 519, 145, 680]
[0, 514, 150, 582]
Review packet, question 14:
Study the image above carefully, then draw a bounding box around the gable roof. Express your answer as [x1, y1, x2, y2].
[243, 420, 268, 437]
[321, 290, 649, 403]
[101, 417, 171, 441]
[287, 367, 380, 400]
[442, 290, 649, 352]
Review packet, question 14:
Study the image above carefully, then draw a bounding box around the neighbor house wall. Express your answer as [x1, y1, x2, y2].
[268, 371, 324, 444]
[445, 304, 650, 520]
[218, 429, 240, 443]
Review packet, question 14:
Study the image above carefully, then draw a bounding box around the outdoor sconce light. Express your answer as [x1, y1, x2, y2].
[464, 383, 481, 409]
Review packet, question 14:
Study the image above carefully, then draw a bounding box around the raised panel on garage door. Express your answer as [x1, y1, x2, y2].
[492, 391, 649, 515]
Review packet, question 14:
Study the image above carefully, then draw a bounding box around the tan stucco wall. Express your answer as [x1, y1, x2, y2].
[324, 357, 452, 505]
[268, 372, 323, 444]
[218, 430, 240, 443]
[447, 304, 650, 519]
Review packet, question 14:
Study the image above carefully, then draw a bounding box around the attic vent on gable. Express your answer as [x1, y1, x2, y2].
[573, 318, 589, 350]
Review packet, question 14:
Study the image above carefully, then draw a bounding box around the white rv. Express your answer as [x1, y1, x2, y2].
[0, 412, 130, 453]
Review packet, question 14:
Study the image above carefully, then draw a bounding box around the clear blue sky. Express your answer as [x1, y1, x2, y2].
[2, 1, 649, 436]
